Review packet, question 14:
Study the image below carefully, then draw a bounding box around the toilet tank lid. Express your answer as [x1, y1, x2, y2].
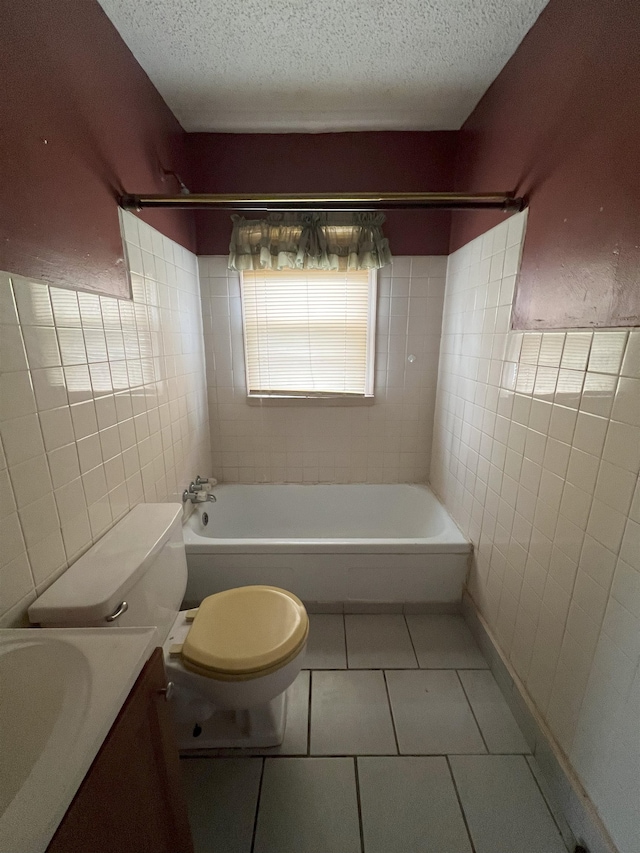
[28, 504, 183, 624]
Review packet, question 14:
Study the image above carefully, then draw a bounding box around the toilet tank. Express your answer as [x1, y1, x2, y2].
[28, 504, 188, 644]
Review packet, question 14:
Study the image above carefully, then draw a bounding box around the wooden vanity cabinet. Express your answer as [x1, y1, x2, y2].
[47, 648, 194, 853]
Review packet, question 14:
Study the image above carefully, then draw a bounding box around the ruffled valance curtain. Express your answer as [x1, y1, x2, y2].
[228, 212, 392, 272]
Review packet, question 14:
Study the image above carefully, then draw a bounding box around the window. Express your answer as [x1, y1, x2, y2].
[240, 268, 377, 399]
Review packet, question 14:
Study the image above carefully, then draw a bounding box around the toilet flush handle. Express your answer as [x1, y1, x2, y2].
[158, 681, 175, 701]
[105, 600, 128, 622]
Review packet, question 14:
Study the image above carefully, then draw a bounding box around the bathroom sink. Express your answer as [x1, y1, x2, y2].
[0, 636, 91, 816]
[0, 627, 157, 853]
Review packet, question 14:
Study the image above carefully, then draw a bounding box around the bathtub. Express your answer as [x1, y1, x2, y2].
[182, 484, 471, 607]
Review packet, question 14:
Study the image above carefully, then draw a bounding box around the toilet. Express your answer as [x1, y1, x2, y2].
[27, 503, 308, 749]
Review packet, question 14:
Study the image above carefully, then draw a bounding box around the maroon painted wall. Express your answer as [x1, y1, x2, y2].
[0, 0, 195, 298]
[5, 0, 636, 326]
[451, 0, 640, 329]
[187, 132, 458, 256]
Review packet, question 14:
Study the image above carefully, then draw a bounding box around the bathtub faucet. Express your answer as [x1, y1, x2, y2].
[182, 481, 217, 503]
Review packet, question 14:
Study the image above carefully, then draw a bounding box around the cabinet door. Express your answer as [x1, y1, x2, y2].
[48, 648, 193, 853]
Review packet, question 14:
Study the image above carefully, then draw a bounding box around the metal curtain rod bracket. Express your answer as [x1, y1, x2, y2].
[119, 191, 526, 212]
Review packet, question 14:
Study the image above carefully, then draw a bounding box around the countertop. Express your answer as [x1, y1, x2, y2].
[0, 627, 158, 853]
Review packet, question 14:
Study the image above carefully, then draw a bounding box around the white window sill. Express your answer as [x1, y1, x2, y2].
[246, 394, 375, 407]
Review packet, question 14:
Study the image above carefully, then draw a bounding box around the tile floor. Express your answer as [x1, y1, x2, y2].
[180, 615, 570, 853]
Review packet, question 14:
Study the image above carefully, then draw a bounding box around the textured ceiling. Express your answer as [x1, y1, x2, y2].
[97, 0, 549, 133]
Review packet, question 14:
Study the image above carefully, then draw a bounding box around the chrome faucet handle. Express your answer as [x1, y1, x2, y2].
[182, 483, 216, 504]
[195, 475, 209, 486]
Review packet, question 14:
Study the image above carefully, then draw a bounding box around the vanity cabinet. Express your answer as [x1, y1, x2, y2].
[47, 648, 193, 853]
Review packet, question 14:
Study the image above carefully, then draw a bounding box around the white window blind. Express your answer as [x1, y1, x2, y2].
[240, 268, 376, 397]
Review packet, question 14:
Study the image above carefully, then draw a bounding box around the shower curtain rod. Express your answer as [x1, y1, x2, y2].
[119, 191, 526, 212]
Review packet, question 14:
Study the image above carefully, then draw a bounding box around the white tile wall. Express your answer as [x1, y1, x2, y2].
[199, 256, 446, 484]
[0, 212, 210, 625]
[431, 209, 640, 853]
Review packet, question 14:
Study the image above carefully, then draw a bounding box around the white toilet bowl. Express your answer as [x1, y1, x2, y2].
[161, 586, 308, 749]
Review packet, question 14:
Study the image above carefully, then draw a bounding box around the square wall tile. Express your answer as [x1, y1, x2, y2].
[18, 492, 60, 549]
[47, 443, 81, 489]
[202, 255, 445, 483]
[0, 469, 15, 520]
[70, 401, 98, 440]
[27, 529, 67, 587]
[0, 414, 45, 466]
[3, 219, 209, 622]
[39, 406, 74, 451]
[430, 214, 637, 853]
[0, 552, 33, 613]
[0, 513, 27, 570]
[12, 279, 55, 327]
[621, 331, 640, 378]
[30, 368, 68, 411]
[9, 454, 52, 508]
[594, 461, 636, 515]
[602, 420, 640, 472]
[0, 371, 36, 419]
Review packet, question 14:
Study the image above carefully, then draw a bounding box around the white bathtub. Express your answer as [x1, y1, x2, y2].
[183, 484, 471, 607]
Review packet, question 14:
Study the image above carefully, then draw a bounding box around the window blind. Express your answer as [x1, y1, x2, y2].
[241, 268, 376, 397]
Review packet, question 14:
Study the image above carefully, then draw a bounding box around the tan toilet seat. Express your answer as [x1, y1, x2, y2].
[179, 586, 309, 682]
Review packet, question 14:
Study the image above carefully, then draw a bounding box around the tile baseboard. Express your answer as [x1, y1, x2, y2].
[304, 600, 463, 615]
[184, 598, 462, 615]
[462, 589, 619, 853]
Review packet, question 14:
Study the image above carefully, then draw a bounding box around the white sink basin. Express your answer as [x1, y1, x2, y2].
[0, 636, 91, 816]
[0, 628, 157, 853]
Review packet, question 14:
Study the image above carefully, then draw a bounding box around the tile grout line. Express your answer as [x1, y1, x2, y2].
[353, 757, 366, 853]
[304, 665, 491, 671]
[524, 755, 573, 851]
[306, 670, 312, 755]
[180, 749, 548, 760]
[455, 670, 490, 754]
[382, 670, 401, 755]
[342, 611, 349, 668]
[446, 755, 478, 853]
[249, 756, 266, 853]
[403, 613, 421, 668]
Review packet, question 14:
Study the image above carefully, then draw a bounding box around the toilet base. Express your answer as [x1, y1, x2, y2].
[162, 607, 305, 749]
[171, 689, 288, 750]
